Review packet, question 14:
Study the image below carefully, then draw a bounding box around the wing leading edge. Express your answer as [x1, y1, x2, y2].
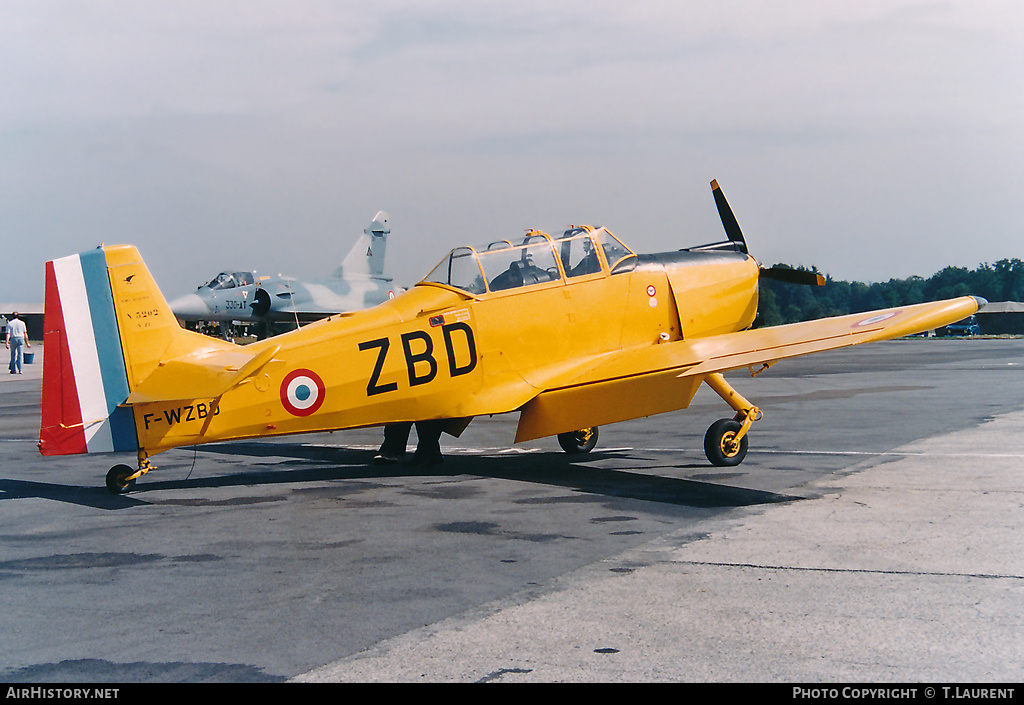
[514, 295, 983, 442]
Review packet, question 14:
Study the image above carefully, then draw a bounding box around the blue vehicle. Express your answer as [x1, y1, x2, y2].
[944, 314, 980, 336]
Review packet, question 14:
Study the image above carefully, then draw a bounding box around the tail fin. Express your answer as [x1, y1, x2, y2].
[40, 248, 138, 455]
[41, 245, 278, 457]
[334, 210, 390, 279]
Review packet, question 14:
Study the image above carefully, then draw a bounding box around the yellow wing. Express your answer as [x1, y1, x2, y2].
[678, 294, 983, 375]
[515, 296, 982, 442]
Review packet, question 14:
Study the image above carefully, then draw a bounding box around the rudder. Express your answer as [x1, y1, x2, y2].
[40, 248, 138, 455]
[336, 210, 390, 279]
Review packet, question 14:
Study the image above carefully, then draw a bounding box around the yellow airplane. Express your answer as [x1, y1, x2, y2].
[39, 181, 982, 493]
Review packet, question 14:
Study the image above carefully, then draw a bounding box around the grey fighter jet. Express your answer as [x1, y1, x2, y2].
[170, 211, 403, 329]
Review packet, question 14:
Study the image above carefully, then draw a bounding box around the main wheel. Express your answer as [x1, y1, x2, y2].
[105, 464, 137, 494]
[558, 427, 599, 454]
[704, 419, 748, 467]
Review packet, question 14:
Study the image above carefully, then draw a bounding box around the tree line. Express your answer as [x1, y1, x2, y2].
[758, 258, 1024, 327]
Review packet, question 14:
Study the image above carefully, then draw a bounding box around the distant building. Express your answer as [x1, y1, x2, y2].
[1, 305, 43, 342]
[976, 301, 1024, 335]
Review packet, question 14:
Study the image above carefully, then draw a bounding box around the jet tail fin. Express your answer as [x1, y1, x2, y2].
[40, 245, 247, 456]
[334, 210, 390, 279]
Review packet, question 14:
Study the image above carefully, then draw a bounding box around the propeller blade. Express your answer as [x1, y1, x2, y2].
[710, 179, 747, 254]
[760, 266, 826, 286]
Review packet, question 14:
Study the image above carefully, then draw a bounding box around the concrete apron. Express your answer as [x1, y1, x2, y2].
[295, 410, 1024, 683]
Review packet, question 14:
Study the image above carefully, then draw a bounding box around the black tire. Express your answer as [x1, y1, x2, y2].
[704, 419, 748, 467]
[557, 427, 599, 454]
[105, 464, 137, 494]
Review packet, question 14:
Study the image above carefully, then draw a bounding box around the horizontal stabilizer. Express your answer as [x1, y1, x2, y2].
[125, 344, 280, 404]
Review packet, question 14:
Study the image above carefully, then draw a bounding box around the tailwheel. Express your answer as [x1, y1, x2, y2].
[704, 418, 748, 467]
[105, 464, 137, 494]
[558, 427, 599, 454]
[104, 451, 156, 495]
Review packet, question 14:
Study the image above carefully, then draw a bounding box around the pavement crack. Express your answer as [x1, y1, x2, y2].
[679, 560, 1024, 581]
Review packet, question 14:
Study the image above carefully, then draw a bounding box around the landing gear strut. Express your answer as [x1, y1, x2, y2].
[105, 450, 156, 494]
[702, 373, 762, 467]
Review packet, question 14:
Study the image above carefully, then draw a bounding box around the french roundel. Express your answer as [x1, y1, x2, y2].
[852, 311, 901, 328]
[280, 369, 326, 417]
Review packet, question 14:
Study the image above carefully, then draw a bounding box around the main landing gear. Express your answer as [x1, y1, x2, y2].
[702, 372, 762, 467]
[555, 372, 762, 466]
[105, 450, 156, 494]
[558, 427, 599, 454]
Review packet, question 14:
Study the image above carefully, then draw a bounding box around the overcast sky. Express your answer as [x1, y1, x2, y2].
[2, 1, 1022, 302]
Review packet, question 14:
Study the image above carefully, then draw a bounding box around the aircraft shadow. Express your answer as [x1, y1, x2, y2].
[167, 441, 798, 509]
[0, 479, 148, 511]
[2, 442, 798, 510]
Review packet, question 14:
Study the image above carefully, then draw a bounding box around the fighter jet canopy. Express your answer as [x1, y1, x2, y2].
[201, 272, 256, 291]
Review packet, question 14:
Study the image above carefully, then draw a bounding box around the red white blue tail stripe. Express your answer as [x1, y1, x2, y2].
[39, 249, 138, 456]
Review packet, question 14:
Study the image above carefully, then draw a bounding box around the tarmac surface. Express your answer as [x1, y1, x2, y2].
[1, 338, 1023, 683]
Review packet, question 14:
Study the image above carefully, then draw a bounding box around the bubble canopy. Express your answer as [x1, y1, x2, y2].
[421, 226, 636, 296]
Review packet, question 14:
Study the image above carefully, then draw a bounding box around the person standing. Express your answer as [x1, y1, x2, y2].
[5, 312, 31, 374]
[373, 420, 446, 467]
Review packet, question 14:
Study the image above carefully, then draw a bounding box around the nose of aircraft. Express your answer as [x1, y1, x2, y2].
[169, 293, 211, 319]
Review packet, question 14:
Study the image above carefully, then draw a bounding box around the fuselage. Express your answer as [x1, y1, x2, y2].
[169, 275, 399, 323]
[132, 228, 760, 455]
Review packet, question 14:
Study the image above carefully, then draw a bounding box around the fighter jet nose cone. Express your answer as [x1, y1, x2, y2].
[169, 293, 210, 318]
